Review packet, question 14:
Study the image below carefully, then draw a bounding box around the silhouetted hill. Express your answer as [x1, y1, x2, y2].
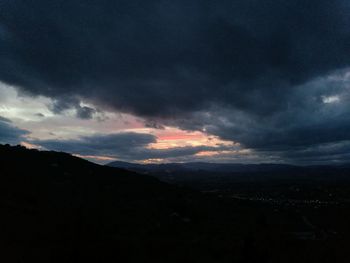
[2, 144, 350, 263]
[0, 144, 253, 262]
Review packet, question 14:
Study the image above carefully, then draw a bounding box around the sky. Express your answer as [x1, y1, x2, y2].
[0, 0, 350, 164]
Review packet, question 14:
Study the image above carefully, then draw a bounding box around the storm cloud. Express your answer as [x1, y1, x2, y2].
[33, 132, 234, 162]
[0, 117, 29, 144]
[0, 0, 350, 162]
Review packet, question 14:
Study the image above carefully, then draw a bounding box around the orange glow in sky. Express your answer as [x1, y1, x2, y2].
[148, 127, 235, 150]
[20, 141, 42, 149]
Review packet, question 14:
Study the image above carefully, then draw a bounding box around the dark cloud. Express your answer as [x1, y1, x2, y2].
[0, 0, 349, 115]
[76, 106, 96, 119]
[0, 117, 29, 144]
[49, 97, 80, 115]
[144, 120, 165, 130]
[0, 116, 12, 123]
[33, 132, 233, 162]
[163, 71, 350, 153]
[34, 133, 156, 156]
[35, 113, 45, 118]
[49, 96, 97, 119]
[0, 0, 350, 162]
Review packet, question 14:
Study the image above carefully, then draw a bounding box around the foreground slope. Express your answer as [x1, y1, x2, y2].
[0, 145, 247, 262]
[1, 144, 350, 263]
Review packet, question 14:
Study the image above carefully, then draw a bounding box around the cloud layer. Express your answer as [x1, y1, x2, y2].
[0, 117, 28, 144]
[0, 1, 350, 163]
[33, 132, 234, 162]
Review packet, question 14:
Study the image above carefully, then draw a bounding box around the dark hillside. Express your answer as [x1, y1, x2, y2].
[0, 145, 245, 262]
[1, 144, 350, 262]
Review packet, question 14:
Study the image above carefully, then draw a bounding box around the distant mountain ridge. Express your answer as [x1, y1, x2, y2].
[107, 160, 347, 175]
[107, 160, 302, 172]
[107, 160, 350, 189]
